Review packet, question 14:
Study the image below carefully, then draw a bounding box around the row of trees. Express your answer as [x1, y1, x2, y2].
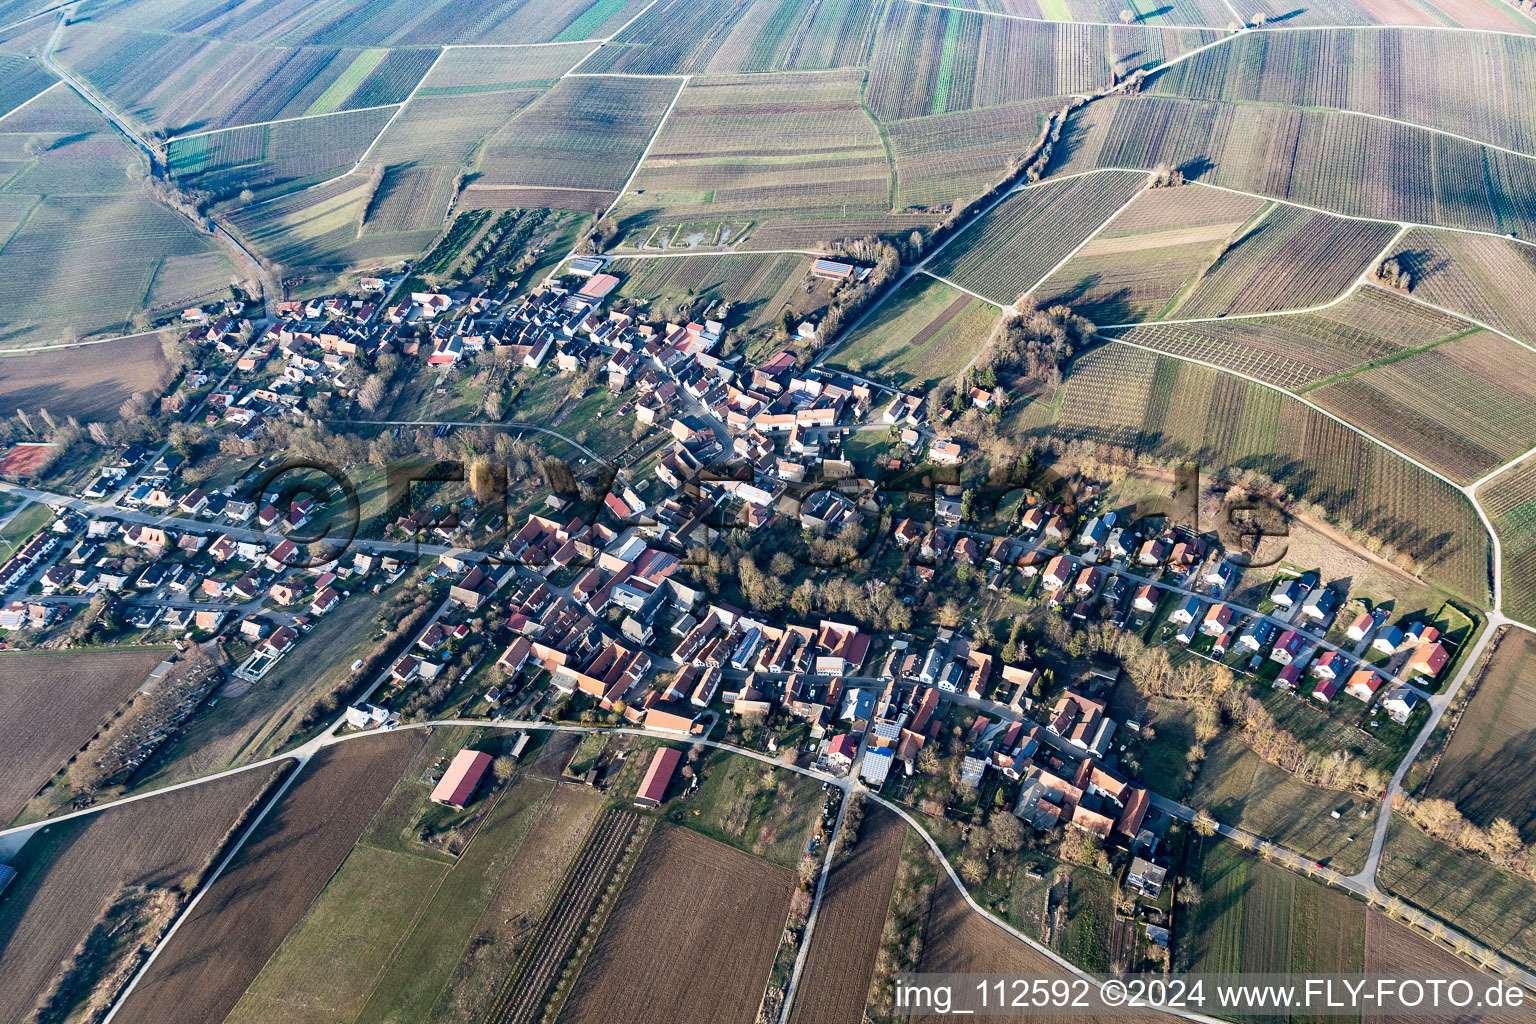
[1399, 797, 1531, 876]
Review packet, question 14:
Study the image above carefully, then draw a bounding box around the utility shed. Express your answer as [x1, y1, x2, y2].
[635, 746, 682, 808]
[431, 749, 492, 809]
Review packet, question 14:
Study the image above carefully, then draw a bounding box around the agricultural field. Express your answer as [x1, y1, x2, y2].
[1380, 814, 1536, 970]
[476, 74, 680, 199]
[951, 0, 1241, 28]
[1036, 184, 1265, 323]
[1235, 0, 1536, 33]
[1106, 285, 1473, 390]
[228, 173, 440, 271]
[573, 0, 761, 75]
[561, 825, 794, 1024]
[914, 874, 1150, 1023]
[74, 0, 653, 46]
[141, 250, 240, 315]
[865, 3, 1219, 120]
[167, 104, 395, 203]
[226, 749, 608, 1024]
[0, 334, 169, 422]
[1149, 29, 1536, 155]
[0, 766, 281, 1024]
[1310, 329, 1536, 484]
[113, 733, 424, 1024]
[926, 170, 1148, 305]
[864, 3, 1102, 119]
[361, 164, 456, 233]
[1054, 345, 1492, 602]
[702, 0, 884, 73]
[356, 43, 599, 226]
[479, 808, 648, 1024]
[1050, 96, 1536, 239]
[1167, 203, 1397, 319]
[1185, 736, 1374, 873]
[788, 807, 907, 1024]
[51, 24, 436, 136]
[1482, 455, 1536, 626]
[1365, 909, 1536, 1022]
[609, 70, 930, 250]
[0, 52, 53, 119]
[1425, 627, 1536, 838]
[0, 649, 167, 825]
[0, 195, 230, 348]
[888, 98, 1067, 211]
[827, 273, 1002, 389]
[0, 87, 233, 348]
[1175, 840, 1366, 976]
[1394, 228, 1536, 347]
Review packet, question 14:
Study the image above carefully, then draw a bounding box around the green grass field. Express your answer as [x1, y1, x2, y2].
[223, 843, 448, 1024]
[1178, 840, 1366, 985]
[657, 748, 824, 868]
[1187, 738, 1373, 874]
[827, 274, 1000, 389]
[1379, 815, 1536, 971]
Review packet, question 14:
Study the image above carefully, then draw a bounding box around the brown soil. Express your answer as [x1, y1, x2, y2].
[0, 336, 167, 421]
[788, 806, 907, 1024]
[0, 649, 167, 823]
[1364, 909, 1536, 1023]
[916, 879, 1169, 1024]
[113, 732, 423, 1024]
[911, 294, 974, 347]
[0, 766, 281, 1024]
[561, 824, 794, 1024]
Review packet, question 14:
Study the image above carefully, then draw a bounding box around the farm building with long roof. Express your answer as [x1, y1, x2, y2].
[635, 746, 682, 807]
[431, 748, 492, 809]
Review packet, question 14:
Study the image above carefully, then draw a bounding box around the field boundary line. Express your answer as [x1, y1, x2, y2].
[0, 1, 69, 35]
[13, 717, 1531, 1009]
[599, 73, 687, 223]
[1096, 220, 1409, 330]
[1363, 279, 1536, 357]
[1103, 333, 1472, 493]
[1102, 326, 1502, 607]
[351, 45, 449, 170]
[0, 78, 60, 123]
[439, 40, 609, 49]
[1214, 0, 1246, 27]
[917, 269, 1009, 308]
[564, 42, 606, 77]
[563, 71, 691, 79]
[0, 751, 295, 845]
[901, 0, 1229, 30]
[100, 756, 306, 1024]
[1043, 167, 1536, 254]
[1096, 285, 1359, 329]
[1471, 446, 1536, 492]
[351, 783, 519, 1023]
[776, 791, 847, 1024]
[1021, 178, 1148, 300]
[166, 102, 405, 143]
[869, 792, 1233, 1024]
[605, 0, 662, 40]
[607, 247, 827, 259]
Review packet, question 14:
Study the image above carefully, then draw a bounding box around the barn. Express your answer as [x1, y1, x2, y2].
[634, 746, 682, 808]
[430, 748, 492, 809]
